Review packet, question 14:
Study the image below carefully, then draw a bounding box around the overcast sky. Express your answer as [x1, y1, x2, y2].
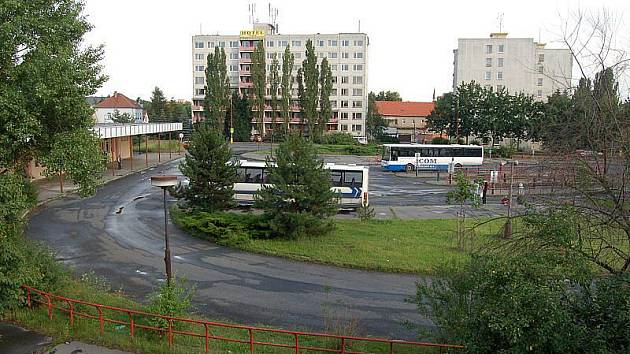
[83, 0, 629, 102]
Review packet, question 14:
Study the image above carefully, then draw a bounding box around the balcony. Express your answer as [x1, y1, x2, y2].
[239, 46, 254, 52]
[239, 58, 252, 64]
[192, 105, 203, 111]
[239, 82, 254, 88]
[239, 70, 252, 76]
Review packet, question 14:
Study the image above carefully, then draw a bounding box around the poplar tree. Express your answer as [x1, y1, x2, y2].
[204, 47, 230, 131]
[299, 39, 320, 139]
[269, 56, 280, 137]
[280, 45, 294, 135]
[251, 41, 267, 136]
[317, 58, 333, 142]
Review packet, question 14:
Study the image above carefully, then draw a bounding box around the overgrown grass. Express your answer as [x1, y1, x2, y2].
[133, 139, 182, 153]
[4, 277, 441, 354]
[315, 144, 380, 156]
[172, 207, 506, 274]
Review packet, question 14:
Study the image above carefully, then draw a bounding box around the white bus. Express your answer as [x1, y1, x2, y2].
[381, 144, 483, 172]
[234, 160, 369, 209]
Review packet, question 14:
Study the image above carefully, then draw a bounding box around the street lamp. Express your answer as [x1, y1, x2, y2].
[500, 159, 518, 238]
[150, 175, 178, 285]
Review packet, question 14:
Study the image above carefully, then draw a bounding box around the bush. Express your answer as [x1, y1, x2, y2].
[493, 145, 517, 158]
[321, 132, 357, 145]
[431, 137, 450, 144]
[146, 277, 195, 332]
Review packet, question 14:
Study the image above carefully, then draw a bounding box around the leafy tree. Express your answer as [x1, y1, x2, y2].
[251, 41, 266, 136]
[39, 130, 106, 197]
[179, 123, 237, 211]
[317, 58, 333, 142]
[374, 91, 402, 101]
[204, 47, 230, 130]
[280, 45, 294, 135]
[255, 133, 337, 238]
[298, 39, 320, 139]
[366, 91, 389, 141]
[426, 92, 456, 137]
[147, 87, 167, 122]
[269, 56, 280, 138]
[446, 171, 480, 250]
[296, 68, 306, 132]
[110, 109, 134, 124]
[233, 91, 252, 142]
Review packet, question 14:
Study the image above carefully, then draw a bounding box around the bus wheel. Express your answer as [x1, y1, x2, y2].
[455, 163, 462, 168]
[405, 164, 414, 172]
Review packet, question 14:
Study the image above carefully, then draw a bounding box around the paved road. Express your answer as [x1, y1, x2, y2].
[27, 157, 426, 340]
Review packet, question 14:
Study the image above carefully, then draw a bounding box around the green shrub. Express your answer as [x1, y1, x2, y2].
[431, 137, 450, 144]
[494, 145, 517, 158]
[146, 278, 195, 332]
[321, 132, 357, 145]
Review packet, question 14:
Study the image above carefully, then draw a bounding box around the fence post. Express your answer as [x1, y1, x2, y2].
[294, 333, 299, 354]
[45, 294, 52, 320]
[97, 306, 104, 335]
[204, 323, 209, 354]
[248, 329, 254, 354]
[389, 341, 393, 354]
[128, 312, 134, 338]
[67, 300, 74, 326]
[168, 319, 173, 347]
[341, 337, 346, 354]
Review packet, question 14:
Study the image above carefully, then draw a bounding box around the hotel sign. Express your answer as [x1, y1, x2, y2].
[239, 30, 265, 38]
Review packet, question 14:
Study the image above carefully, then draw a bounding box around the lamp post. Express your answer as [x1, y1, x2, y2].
[500, 159, 518, 238]
[150, 175, 178, 285]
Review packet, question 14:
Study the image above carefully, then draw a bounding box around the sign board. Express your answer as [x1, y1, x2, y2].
[490, 170, 498, 183]
[447, 162, 455, 174]
[240, 30, 265, 38]
[178, 132, 184, 140]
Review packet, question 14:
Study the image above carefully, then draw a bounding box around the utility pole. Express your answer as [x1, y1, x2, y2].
[230, 94, 234, 144]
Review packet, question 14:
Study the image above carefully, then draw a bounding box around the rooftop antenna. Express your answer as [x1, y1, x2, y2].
[538, 28, 541, 43]
[497, 12, 504, 32]
[199, 23, 202, 35]
[358, 19, 361, 32]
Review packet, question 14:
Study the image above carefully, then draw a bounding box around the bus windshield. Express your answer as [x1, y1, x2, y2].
[381, 146, 391, 161]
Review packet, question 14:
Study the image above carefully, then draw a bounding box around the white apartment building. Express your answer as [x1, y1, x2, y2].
[453, 33, 572, 100]
[191, 23, 369, 136]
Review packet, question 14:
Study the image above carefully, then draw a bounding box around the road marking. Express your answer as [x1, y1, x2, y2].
[135, 270, 147, 275]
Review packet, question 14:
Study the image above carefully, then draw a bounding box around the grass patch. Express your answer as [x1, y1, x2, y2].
[172, 207, 506, 274]
[315, 144, 380, 156]
[133, 139, 182, 153]
[4, 276, 439, 354]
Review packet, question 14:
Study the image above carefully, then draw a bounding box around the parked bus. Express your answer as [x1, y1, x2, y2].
[234, 160, 369, 209]
[381, 144, 483, 172]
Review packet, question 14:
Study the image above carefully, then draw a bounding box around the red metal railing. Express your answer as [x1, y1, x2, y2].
[21, 285, 463, 353]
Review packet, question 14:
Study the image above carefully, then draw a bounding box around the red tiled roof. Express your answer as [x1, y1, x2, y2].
[375, 101, 435, 117]
[94, 92, 141, 109]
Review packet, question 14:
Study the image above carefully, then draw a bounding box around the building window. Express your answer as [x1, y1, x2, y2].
[195, 65, 205, 72]
[195, 77, 204, 84]
[353, 52, 363, 59]
[537, 90, 543, 98]
[328, 40, 338, 46]
[328, 52, 337, 59]
[497, 71, 503, 80]
[209, 42, 215, 48]
[352, 124, 362, 132]
[341, 52, 349, 59]
[537, 78, 543, 86]
[266, 40, 274, 47]
[331, 88, 337, 95]
[485, 44, 492, 54]
[538, 66, 544, 74]
[353, 64, 363, 71]
[484, 71, 491, 80]
[267, 53, 277, 59]
[195, 88, 205, 95]
[352, 76, 363, 84]
[341, 112, 349, 119]
[318, 40, 325, 46]
[352, 100, 363, 108]
[352, 88, 363, 96]
[230, 41, 238, 47]
[331, 76, 338, 84]
[498, 44, 504, 53]
[294, 53, 302, 59]
[219, 41, 225, 48]
[341, 76, 349, 84]
[484, 84, 492, 90]
[341, 100, 349, 108]
[331, 64, 337, 71]
[230, 52, 238, 59]
[194, 41, 204, 48]
[280, 40, 288, 47]
[229, 65, 238, 71]
[341, 124, 348, 131]
[341, 40, 350, 46]
[538, 54, 544, 63]
[195, 53, 204, 60]
[318, 52, 326, 58]
[354, 40, 364, 46]
[497, 84, 504, 91]
[497, 57, 504, 67]
[352, 112, 363, 119]
[485, 58, 492, 67]
[341, 88, 349, 96]
[291, 40, 301, 47]
[331, 101, 337, 108]
[341, 64, 349, 71]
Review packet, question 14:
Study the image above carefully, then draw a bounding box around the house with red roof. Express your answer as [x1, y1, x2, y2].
[375, 101, 435, 143]
[94, 91, 145, 124]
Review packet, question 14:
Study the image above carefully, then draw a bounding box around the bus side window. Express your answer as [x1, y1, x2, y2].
[391, 149, 399, 161]
[261, 169, 269, 184]
[343, 171, 363, 187]
[330, 171, 342, 187]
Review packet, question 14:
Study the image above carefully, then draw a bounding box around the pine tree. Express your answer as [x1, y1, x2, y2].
[233, 91, 252, 142]
[149, 87, 167, 122]
[269, 57, 280, 138]
[317, 57, 333, 142]
[280, 44, 294, 135]
[179, 123, 237, 211]
[255, 133, 337, 239]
